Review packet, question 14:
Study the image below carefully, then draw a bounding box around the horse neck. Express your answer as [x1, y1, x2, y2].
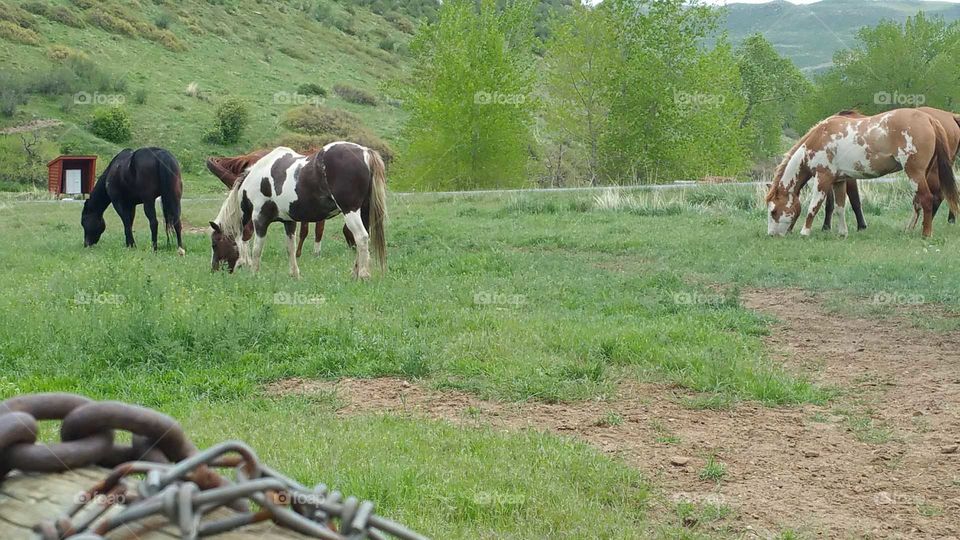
[84, 177, 111, 216]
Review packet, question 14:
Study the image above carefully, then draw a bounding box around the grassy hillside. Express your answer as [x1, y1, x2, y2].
[724, 0, 960, 72]
[0, 0, 420, 193]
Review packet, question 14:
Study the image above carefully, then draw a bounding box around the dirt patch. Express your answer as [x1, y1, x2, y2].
[0, 120, 63, 135]
[267, 288, 960, 538]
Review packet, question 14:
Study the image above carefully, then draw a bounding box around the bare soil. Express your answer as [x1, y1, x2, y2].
[266, 288, 960, 539]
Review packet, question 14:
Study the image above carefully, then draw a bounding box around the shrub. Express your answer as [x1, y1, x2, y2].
[86, 11, 136, 36]
[46, 44, 87, 62]
[47, 6, 84, 27]
[89, 107, 131, 143]
[0, 2, 37, 29]
[0, 21, 41, 45]
[378, 37, 397, 52]
[211, 97, 249, 144]
[154, 12, 174, 29]
[280, 105, 395, 162]
[296, 83, 327, 97]
[133, 88, 147, 105]
[333, 83, 378, 106]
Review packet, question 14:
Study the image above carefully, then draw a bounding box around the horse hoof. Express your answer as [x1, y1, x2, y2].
[177, 247, 185, 257]
[800, 228, 811, 237]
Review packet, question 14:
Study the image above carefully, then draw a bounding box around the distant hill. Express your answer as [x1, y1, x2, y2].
[722, 0, 960, 72]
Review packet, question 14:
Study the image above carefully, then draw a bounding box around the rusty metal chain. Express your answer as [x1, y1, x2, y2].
[0, 394, 428, 540]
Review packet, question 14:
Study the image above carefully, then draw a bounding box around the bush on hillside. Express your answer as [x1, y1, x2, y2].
[0, 2, 37, 29]
[333, 83, 378, 106]
[89, 107, 131, 143]
[207, 98, 249, 144]
[0, 21, 41, 45]
[296, 83, 328, 97]
[280, 105, 395, 162]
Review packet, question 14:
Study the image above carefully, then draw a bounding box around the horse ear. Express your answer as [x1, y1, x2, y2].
[209, 221, 221, 232]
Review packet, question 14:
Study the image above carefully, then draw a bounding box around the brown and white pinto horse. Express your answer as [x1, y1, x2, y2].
[206, 150, 356, 258]
[822, 106, 960, 231]
[210, 142, 387, 279]
[766, 108, 960, 238]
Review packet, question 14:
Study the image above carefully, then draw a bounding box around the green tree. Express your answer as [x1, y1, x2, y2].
[798, 13, 960, 127]
[600, 0, 749, 182]
[542, 3, 617, 185]
[396, 0, 537, 190]
[736, 34, 810, 160]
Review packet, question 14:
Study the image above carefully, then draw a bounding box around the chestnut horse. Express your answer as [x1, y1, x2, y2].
[81, 147, 185, 254]
[206, 151, 356, 258]
[766, 108, 959, 238]
[210, 143, 386, 278]
[822, 107, 960, 231]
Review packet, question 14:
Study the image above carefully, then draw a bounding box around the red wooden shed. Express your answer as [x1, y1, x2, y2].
[47, 155, 97, 197]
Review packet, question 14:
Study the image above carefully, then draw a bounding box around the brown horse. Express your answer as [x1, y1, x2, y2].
[206, 151, 355, 258]
[822, 107, 960, 231]
[210, 143, 387, 279]
[766, 108, 959, 238]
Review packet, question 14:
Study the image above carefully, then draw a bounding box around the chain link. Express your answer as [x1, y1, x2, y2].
[0, 393, 428, 540]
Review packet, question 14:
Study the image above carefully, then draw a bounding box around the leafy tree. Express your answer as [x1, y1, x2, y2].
[736, 34, 811, 160]
[542, 3, 617, 185]
[798, 12, 960, 127]
[600, 0, 749, 182]
[396, 0, 538, 190]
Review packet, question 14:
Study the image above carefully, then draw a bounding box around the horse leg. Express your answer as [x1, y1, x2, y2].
[822, 187, 834, 231]
[907, 163, 935, 237]
[237, 222, 254, 268]
[342, 224, 356, 249]
[114, 203, 136, 247]
[800, 172, 834, 236]
[296, 222, 308, 258]
[174, 220, 185, 256]
[832, 182, 849, 237]
[343, 210, 370, 280]
[250, 232, 266, 274]
[314, 220, 325, 256]
[846, 179, 867, 230]
[143, 201, 159, 251]
[284, 222, 300, 279]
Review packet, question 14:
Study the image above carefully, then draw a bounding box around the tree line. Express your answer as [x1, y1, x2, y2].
[394, 0, 960, 190]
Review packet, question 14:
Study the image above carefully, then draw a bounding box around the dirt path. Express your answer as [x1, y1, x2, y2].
[0, 119, 63, 135]
[267, 289, 960, 538]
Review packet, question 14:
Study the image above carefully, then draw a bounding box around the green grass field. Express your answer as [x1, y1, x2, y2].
[1, 182, 958, 538]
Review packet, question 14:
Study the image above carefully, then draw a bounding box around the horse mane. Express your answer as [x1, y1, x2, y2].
[213, 176, 245, 240]
[768, 131, 815, 202]
[835, 109, 864, 117]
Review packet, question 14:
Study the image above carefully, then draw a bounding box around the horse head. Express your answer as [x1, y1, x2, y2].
[80, 200, 106, 247]
[209, 221, 239, 272]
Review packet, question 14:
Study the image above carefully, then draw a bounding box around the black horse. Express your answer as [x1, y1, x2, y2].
[81, 148, 185, 255]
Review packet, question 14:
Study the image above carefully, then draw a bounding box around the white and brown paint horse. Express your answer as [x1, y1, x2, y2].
[822, 106, 960, 231]
[206, 150, 357, 257]
[210, 142, 387, 279]
[766, 108, 960, 238]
